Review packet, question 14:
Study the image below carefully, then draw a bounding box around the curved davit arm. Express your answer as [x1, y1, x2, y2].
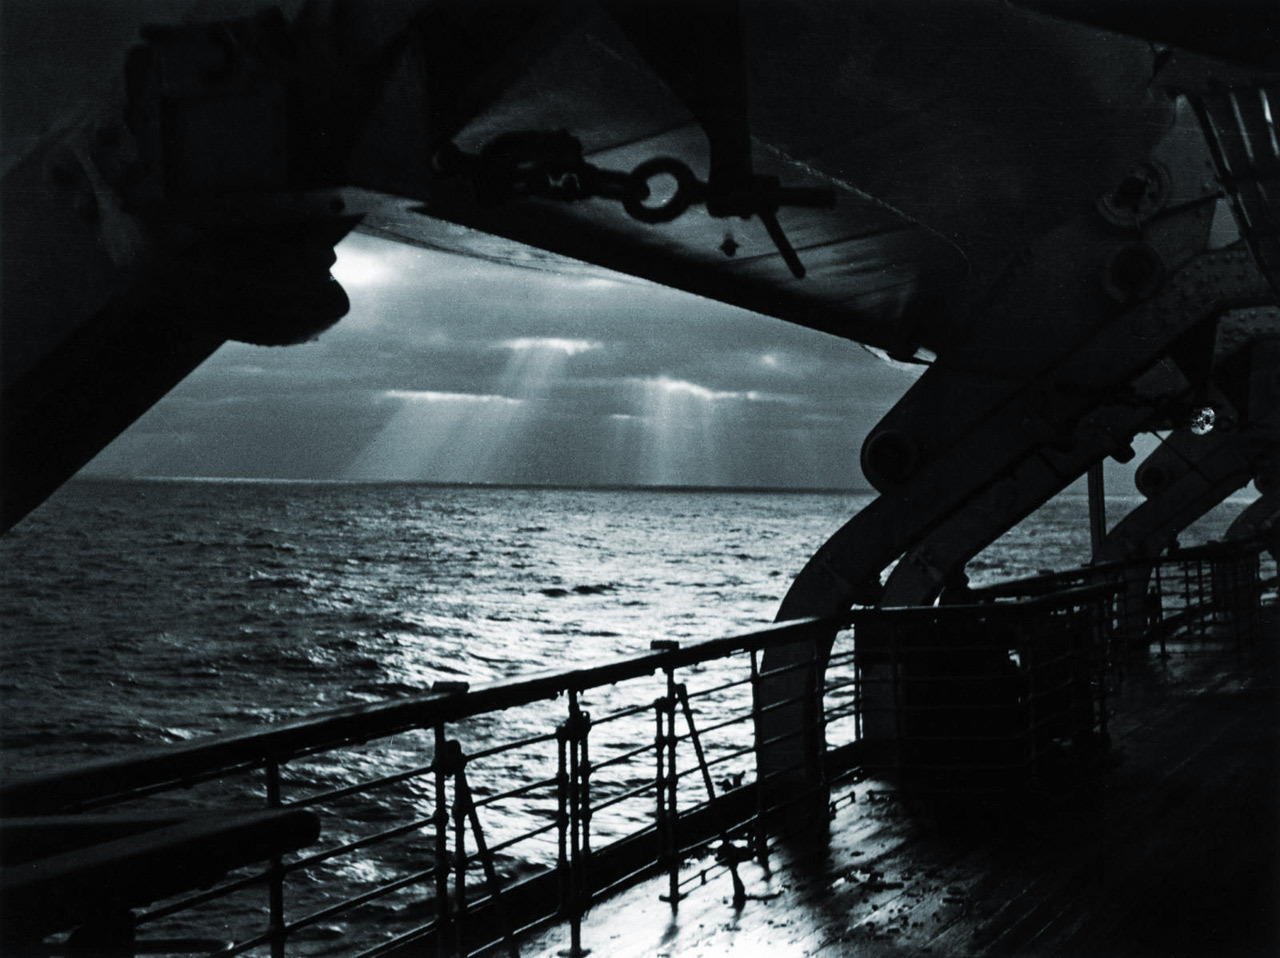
[759, 72, 1280, 799]
[1097, 334, 1280, 565]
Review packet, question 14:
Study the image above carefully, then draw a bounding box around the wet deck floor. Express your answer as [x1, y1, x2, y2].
[499, 619, 1278, 958]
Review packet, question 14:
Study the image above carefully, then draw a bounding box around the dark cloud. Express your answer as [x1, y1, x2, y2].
[84, 232, 923, 488]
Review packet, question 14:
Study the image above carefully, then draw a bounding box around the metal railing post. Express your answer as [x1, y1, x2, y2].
[453, 748, 469, 958]
[650, 640, 682, 907]
[663, 667, 680, 906]
[434, 724, 452, 958]
[555, 724, 570, 919]
[748, 649, 770, 872]
[1189, 557, 1199, 639]
[853, 624, 864, 746]
[652, 694, 666, 881]
[1152, 561, 1167, 657]
[890, 631, 905, 780]
[578, 706, 592, 873]
[564, 689, 590, 957]
[803, 646, 825, 800]
[265, 757, 286, 958]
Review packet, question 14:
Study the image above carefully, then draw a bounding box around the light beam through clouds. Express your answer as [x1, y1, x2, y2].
[82, 231, 932, 489]
[344, 337, 604, 482]
[626, 376, 787, 487]
[495, 338, 601, 401]
[344, 391, 524, 481]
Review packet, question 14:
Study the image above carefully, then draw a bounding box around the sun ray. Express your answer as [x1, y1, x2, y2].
[344, 391, 524, 481]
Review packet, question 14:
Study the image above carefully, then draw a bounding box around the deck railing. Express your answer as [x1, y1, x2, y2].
[1, 617, 843, 958]
[0, 536, 1271, 958]
[837, 584, 1117, 797]
[967, 535, 1273, 654]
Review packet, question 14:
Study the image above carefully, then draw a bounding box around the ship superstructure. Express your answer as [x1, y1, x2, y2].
[1, 2, 1277, 955]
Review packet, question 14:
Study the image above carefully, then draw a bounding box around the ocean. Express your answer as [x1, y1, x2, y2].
[0, 479, 1251, 951]
[0, 478, 1248, 777]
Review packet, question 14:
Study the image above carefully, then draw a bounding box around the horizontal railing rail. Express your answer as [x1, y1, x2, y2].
[966, 536, 1271, 652]
[965, 535, 1268, 602]
[0, 617, 843, 817]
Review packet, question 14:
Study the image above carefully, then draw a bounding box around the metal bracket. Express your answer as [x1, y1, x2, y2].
[435, 132, 835, 278]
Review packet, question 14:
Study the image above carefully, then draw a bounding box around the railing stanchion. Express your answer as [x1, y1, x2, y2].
[667, 669, 680, 905]
[556, 724, 570, 919]
[564, 689, 591, 957]
[651, 641, 682, 907]
[434, 724, 452, 958]
[578, 704, 592, 874]
[853, 622, 864, 747]
[807, 644, 826, 800]
[748, 648, 770, 873]
[652, 694, 666, 892]
[266, 757, 286, 958]
[452, 744, 469, 958]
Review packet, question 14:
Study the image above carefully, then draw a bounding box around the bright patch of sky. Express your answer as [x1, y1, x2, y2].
[83, 231, 927, 488]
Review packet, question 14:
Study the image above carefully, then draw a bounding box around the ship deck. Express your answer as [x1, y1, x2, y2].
[502, 610, 1279, 958]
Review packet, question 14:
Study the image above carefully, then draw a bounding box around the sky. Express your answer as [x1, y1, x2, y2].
[82, 231, 929, 489]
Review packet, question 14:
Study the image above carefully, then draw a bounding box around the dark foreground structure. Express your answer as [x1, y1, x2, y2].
[2, 1, 1279, 955]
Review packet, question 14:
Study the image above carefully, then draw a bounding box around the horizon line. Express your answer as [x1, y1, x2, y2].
[67, 476, 1263, 503]
[70, 475, 877, 495]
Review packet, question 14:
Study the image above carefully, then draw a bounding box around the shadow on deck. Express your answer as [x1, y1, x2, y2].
[503, 608, 1279, 958]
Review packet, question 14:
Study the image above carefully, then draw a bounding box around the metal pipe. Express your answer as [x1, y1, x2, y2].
[457, 764, 519, 958]
[675, 684, 745, 908]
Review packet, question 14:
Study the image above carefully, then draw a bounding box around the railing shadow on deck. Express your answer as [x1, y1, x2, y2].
[0, 537, 1271, 958]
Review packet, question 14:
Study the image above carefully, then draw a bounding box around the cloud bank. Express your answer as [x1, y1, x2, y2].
[84, 232, 925, 488]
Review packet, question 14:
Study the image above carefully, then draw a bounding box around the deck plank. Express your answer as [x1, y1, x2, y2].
[502, 622, 1278, 958]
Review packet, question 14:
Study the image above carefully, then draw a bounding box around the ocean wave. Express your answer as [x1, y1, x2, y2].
[347, 681, 430, 697]
[557, 628, 623, 638]
[247, 572, 311, 589]
[537, 582, 620, 597]
[373, 615, 471, 634]
[243, 540, 298, 552]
